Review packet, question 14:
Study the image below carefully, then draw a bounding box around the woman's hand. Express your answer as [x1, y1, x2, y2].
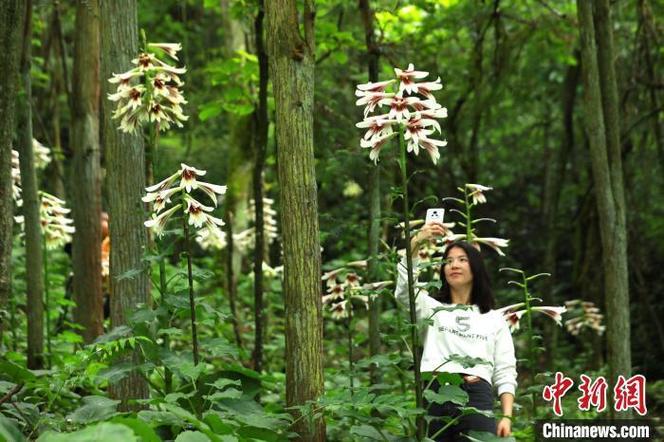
[496, 417, 512, 437]
[410, 222, 447, 256]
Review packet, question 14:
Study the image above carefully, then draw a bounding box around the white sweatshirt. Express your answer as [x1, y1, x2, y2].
[395, 257, 517, 396]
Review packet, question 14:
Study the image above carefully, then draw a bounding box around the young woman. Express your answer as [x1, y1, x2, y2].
[394, 222, 517, 440]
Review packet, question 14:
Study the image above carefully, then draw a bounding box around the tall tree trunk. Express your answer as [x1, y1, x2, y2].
[541, 54, 580, 364]
[100, 0, 150, 408]
[266, 1, 325, 439]
[18, 0, 45, 370]
[577, 0, 631, 406]
[0, 0, 23, 347]
[592, 0, 631, 385]
[252, 0, 269, 374]
[358, 0, 382, 386]
[70, 0, 103, 344]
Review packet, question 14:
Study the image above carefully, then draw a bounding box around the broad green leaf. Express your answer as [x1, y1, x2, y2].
[0, 416, 25, 442]
[66, 395, 120, 424]
[174, 431, 211, 442]
[110, 417, 161, 442]
[37, 422, 137, 442]
[423, 384, 468, 406]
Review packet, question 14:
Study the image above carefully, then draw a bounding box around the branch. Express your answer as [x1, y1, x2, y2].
[0, 383, 24, 405]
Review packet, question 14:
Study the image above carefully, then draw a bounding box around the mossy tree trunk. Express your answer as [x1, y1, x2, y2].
[577, 0, 631, 413]
[100, 0, 150, 408]
[0, 0, 23, 347]
[70, 0, 104, 344]
[18, 0, 45, 370]
[266, 0, 325, 439]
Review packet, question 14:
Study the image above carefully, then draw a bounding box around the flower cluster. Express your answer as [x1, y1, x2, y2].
[33, 138, 52, 170]
[322, 271, 367, 320]
[497, 301, 567, 333]
[143, 163, 226, 239]
[108, 42, 187, 133]
[11, 149, 21, 205]
[234, 198, 279, 254]
[11, 140, 52, 207]
[438, 183, 510, 256]
[355, 64, 448, 164]
[16, 192, 76, 249]
[563, 299, 605, 336]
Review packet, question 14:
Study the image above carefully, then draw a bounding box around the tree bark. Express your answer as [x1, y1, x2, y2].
[266, 0, 325, 439]
[251, 0, 269, 374]
[99, 0, 150, 408]
[577, 0, 631, 405]
[18, 0, 45, 370]
[592, 0, 631, 386]
[70, 0, 104, 344]
[0, 0, 23, 347]
[358, 0, 383, 386]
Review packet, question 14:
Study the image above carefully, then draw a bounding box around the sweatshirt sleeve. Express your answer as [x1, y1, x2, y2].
[394, 255, 434, 320]
[492, 314, 518, 397]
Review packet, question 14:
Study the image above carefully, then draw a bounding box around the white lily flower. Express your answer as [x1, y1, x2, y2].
[39, 192, 75, 249]
[148, 42, 182, 61]
[185, 196, 215, 228]
[394, 63, 430, 96]
[356, 115, 396, 141]
[473, 237, 509, 256]
[355, 91, 395, 118]
[144, 204, 180, 237]
[330, 300, 349, 320]
[32, 139, 51, 170]
[466, 183, 493, 205]
[360, 131, 396, 164]
[179, 163, 207, 192]
[413, 77, 443, 99]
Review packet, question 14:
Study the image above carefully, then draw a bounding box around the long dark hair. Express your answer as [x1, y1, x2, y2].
[435, 241, 495, 314]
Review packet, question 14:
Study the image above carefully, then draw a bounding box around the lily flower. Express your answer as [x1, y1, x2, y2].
[39, 192, 75, 249]
[466, 183, 493, 205]
[179, 163, 206, 192]
[33, 139, 52, 170]
[413, 77, 443, 99]
[496, 302, 567, 332]
[356, 115, 396, 141]
[330, 300, 349, 320]
[360, 131, 396, 164]
[473, 237, 509, 256]
[148, 42, 182, 61]
[355, 91, 395, 118]
[144, 204, 180, 237]
[394, 63, 430, 96]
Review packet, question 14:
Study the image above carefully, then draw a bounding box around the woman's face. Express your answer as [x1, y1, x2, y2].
[443, 246, 473, 289]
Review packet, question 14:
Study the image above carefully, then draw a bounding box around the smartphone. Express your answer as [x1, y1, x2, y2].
[425, 208, 445, 224]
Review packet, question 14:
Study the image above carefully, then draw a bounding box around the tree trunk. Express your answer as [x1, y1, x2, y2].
[251, 0, 269, 374]
[577, 0, 631, 404]
[0, 0, 23, 347]
[541, 54, 580, 364]
[358, 0, 383, 386]
[592, 0, 632, 385]
[266, 0, 325, 439]
[99, 0, 150, 408]
[18, 0, 45, 370]
[70, 0, 103, 344]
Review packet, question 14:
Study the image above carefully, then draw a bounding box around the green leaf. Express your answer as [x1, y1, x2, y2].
[0, 360, 36, 383]
[423, 384, 468, 406]
[37, 422, 138, 442]
[110, 417, 161, 442]
[66, 396, 120, 424]
[207, 378, 241, 391]
[349, 424, 385, 440]
[0, 416, 25, 442]
[174, 431, 211, 442]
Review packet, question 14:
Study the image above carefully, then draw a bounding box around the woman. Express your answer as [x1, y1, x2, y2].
[394, 222, 516, 441]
